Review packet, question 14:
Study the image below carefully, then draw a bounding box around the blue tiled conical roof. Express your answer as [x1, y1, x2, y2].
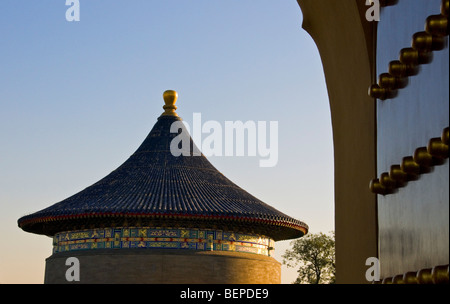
[18, 97, 308, 241]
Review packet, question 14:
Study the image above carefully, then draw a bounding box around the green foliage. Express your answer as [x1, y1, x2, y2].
[282, 231, 335, 284]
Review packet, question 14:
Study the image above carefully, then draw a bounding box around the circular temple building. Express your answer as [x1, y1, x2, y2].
[18, 91, 308, 284]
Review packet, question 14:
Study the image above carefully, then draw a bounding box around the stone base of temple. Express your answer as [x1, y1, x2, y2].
[44, 249, 281, 284]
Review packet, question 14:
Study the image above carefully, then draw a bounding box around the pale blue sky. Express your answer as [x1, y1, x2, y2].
[0, 0, 334, 284]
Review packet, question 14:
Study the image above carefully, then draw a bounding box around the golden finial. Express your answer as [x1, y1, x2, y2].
[161, 90, 178, 117]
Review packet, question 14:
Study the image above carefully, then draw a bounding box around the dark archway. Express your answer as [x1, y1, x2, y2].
[297, 0, 378, 284]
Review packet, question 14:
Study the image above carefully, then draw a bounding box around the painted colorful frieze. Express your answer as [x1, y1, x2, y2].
[53, 227, 275, 256]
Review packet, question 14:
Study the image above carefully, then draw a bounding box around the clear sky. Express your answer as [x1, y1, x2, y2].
[0, 0, 334, 284]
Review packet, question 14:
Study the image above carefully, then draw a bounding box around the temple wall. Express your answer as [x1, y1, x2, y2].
[44, 249, 281, 284]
